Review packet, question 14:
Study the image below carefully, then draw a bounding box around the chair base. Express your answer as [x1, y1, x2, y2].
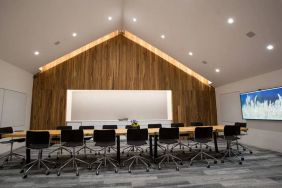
[232, 141, 253, 154]
[48, 146, 72, 159]
[122, 145, 144, 156]
[90, 148, 118, 175]
[156, 151, 183, 171]
[123, 155, 151, 173]
[20, 150, 55, 178]
[170, 142, 192, 153]
[57, 148, 90, 176]
[76, 144, 97, 157]
[0, 152, 25, 167]
[221, 146, 244, 165]
[189, 144, 218, 168]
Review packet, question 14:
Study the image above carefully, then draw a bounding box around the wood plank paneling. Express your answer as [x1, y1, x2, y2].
[31, 34, 217, 130]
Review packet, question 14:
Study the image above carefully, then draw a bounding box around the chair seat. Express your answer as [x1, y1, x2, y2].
[127, 140, 147, 146]
[28, 144, 50, 149]
[159, 139, 178, 145]
[95, 141, 115, 147]
[63, 142, 83, 147]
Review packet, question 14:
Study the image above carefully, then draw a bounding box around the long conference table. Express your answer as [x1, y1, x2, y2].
[2, 125, 248, 163]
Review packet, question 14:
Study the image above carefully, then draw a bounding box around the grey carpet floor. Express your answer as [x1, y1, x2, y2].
[0, 140, 282, 188]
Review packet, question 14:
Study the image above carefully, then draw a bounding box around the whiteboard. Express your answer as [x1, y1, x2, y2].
[67, 90, 172, 121]
[219, 91, 243, 123]
[0, 89, 27, 127]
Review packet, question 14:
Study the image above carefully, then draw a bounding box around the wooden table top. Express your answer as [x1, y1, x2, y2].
[2, 125, 248, 138]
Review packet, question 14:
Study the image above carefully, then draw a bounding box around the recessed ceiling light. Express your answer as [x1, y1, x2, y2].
[108, 16, 112, 21]
[132, 18, 137, 22]
[39, 67, 43, 71]
[227, 17, 234, 24]
[72, 32, 77, 37]
[188, 51, 193, 56]
[34, 51, 39, 56]
[161, 34, 165, 39]
[215, 68, 220, 73]
[266, 44, 274, 50]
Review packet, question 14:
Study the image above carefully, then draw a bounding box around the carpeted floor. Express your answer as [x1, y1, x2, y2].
[0, 140, 282, 188]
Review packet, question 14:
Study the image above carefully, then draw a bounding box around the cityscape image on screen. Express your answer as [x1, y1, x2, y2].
[240, 86, 282, 120]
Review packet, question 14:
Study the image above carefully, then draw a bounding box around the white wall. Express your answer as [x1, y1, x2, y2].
[216, 68, 282, 153]
[0, 59, 33, 154]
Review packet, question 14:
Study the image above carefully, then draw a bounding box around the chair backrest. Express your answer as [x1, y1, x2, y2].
[102, 125, 117, 129]
[79, 125, 95, 130]
[26, 131, 50, 147]
[224, 125, 241, 137]
[148, 124, 162, 128]
[159, 128, 179, 140]
[57, 126, 72, 130]
[191, 122, 204, 126]
[0, 127, 13, 134]
[60, 130, 84, 144]
[234, 122, 247, 128]
[171, 123, 184, 128]
[127, 128, 148, 141]
[125, 125, 140, 129]
[194, 127, 213, 139]
[94, 130, 116, 142]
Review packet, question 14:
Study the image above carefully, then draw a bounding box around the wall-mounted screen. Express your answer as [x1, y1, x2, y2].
[240, 86, 282, 120]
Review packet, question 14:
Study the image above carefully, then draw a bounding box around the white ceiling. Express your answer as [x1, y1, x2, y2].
[0, 0, 282, 86]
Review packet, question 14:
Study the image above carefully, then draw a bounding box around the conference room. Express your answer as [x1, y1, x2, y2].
[0, 0, 282, 187]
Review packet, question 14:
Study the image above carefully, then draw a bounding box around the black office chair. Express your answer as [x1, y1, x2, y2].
[189, 127, 218, 168]
[147, 124, 166, 152]
[0, 127, 25, 167]
[20, 131, 56, 178]
[57, 130, 90, 176]
[122, 125, 142, 155]
[123, 129, 151, 173]
[90, 130, 118, 175]
[48, 125, 72, 159]
[190, 122, 211, 150]
[221, 125, 244, 165]
[234, 122, 253, 154]
[76, 126, 95, 156]
[156, 128, 183, 171]
[102, 125, 118, 153]
[170, 123, 191, 153]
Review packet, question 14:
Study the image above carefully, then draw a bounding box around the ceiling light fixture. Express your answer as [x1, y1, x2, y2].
[133, 18, 137, 22]
[227, 17, 234, 24]
[34, 51, 39, 56]
[108, 16, 112, 21]
[188, 51, 193, 56]
[266, 44, 274, 50]
[72, 32, 77, 37]
[215, 68, 220, 73]
[161, 34, 165, 39]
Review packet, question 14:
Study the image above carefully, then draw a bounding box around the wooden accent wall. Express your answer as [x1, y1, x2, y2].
[31, 34, 217, 130]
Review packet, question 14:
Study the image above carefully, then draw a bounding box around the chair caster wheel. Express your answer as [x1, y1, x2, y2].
[176, 166, 179, 171]
[128, 170, 131, 173]
[88, 165, 92, 170]
[57, 171, 61, 176]
[243, 148, 246, 151]
[76, 171, 79, 176]
[180, 162, 183, 165]
[158, 165, 161, 170]
[206, 146, 209, 149]
[56, 157, 59, 160]
[22, 174, 27, 179]
[221, 160, 224, 163]
[207, 165, 210, 168]
[241, 158, 244, 161]
[90, 151, 92, 153]
[46, 170, 50, 175]
[189, 148, 192, 152]
[182, 151, 185, 154]
[20, 169, 24, 173]
[214, 160, 217, 164]
[239, 161, 242, 165]
[96, 171, 99, 175]
[195, 146, 198, 148]
[77, 152, 79, 155]
[148, 163, 151, 167]
[190, 163, 193, 166]
[5, 158, 8, 162]
[250, 151, 253, 154]
[122, 151, 124, 154]
[115, 168, 118, 173]
[146, 168, 149, 172]
[209, 149, 212, 152]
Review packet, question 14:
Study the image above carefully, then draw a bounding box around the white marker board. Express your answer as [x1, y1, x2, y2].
[0, 88, 27, 127]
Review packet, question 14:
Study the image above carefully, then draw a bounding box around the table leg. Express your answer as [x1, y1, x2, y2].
[213, 132, 219, 152]
[26, 148, 31, 163]
[116, 135, 120, 164]
[149, 135, 153, 158]
[154, 135, 158, 160]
